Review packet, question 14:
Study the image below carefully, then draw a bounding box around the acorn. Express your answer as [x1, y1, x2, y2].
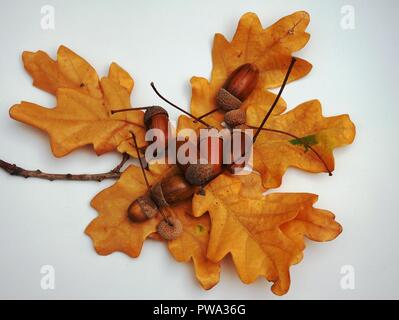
[216, 63, 259, 111]
[157, 217, 183, 240]
[143, 106, 168, 127]
[227, 124, 252, 173]
[151, 174, 194, 208]
[127, 194, 159, 223]
[111, 105, 170, 151]
[143, 106, 169, 149]
[185, 162, 220, 186]
[175, 138, 198, 174]
[224, 109, 246, 128]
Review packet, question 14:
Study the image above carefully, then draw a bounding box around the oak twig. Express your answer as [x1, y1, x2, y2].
[0, 153, 130, 182]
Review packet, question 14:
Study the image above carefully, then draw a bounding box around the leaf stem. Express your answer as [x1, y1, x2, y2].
[253, 57, 296, 143]
[150, 82, 212, 128]
[130, 131, 150, 190]
[111, 107, 153, 115]
[193, 108, 219, 123]
[249, 126, 333, 176]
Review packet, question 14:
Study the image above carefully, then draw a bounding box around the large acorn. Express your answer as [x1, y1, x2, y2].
[216, 63, 259, 111]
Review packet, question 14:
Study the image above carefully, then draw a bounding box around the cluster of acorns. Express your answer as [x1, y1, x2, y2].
[114, 60, 292, 241]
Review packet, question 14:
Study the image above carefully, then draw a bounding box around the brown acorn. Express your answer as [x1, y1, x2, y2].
[127, 194, 159, 223]
[157, 217, 183, 240]
[185, 135, 224, 186]
[143, 106, 168, 127]
[224, 109, 246, 128]
[112, 105, 170, 149]
[144, 106, 169, 148]
[185, 162, 220, 186]
[227, 124, 252, 173]
[216, 63, 259, 111]
[175, 138, 198, 174]
[151, 174, 194, 208]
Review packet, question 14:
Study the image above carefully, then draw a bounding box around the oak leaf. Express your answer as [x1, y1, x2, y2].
[247, 99, 356, 188]
[86, 164, 220, 289]
[190, 11, 311, 126]
[9, 46, 145, 157]
[86, 164, 168, 257]
[167, 200, 220, 290]
[192, 173, 342, 295]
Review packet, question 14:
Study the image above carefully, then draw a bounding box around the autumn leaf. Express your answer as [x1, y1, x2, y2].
[190, 11, 312, 126]
[192, 173, 342, 295]
[21, 45, 102, 98]
[9, 46, 146, 157]
[167, 200, 220, 290]
[86, 163, 219, 289]
[289, 134, 317, 152]
[86, 164, 169, 257]
[247, 99, 356, 188]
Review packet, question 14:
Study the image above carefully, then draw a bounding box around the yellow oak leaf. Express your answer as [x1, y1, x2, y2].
[192, 173, 342, 295]
[86, 164, 169, 257]
[190, 11, 311, 125]
[87, 164, 219, 289]
[247, 99, 356, 188]
[22, 45, 102, 99]
[10, 46, 146, 157]
[167, 200, 220, 290]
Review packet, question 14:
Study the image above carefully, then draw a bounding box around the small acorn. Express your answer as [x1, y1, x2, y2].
[157, 217, 183, 240]
[185, 162, 220, 186]
[128, 195, 159, 223]
[224, 109, 246, 128]
[216, 63, 259, 111]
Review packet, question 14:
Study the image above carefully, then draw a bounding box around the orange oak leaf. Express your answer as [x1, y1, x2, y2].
[86, 163, 219, 289]
[247, 99, 356, 188]
[86, 164, 169, 257]
[190, 11, 311, 126]
[192, 173, 342, 295]
[167, 200, 220, 290]
[9, 46, 146, 157]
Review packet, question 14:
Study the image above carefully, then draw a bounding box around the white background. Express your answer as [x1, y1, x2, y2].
[0, 0, 398, 299]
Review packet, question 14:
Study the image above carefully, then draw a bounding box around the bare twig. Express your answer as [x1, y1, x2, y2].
[110, 153, 130, 173]
[0, 153, 130, 182]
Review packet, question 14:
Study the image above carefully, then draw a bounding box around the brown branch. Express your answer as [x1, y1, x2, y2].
[0, 153, 130, 182]
[110, 153, 130, 173]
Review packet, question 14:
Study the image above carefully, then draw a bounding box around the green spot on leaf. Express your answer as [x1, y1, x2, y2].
[195, 224, 205, 235]
[289, 134, 318, 152]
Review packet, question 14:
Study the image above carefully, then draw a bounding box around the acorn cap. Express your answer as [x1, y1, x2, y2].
[144, 106, 168, 126]
[215, 88, 242, 111]
[150, 182, 169, 208]
[157, 217, 183, 240]
[128, 195, 159, 222]
[224, 109, 246, 128]
[185, 163, 218, 186]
